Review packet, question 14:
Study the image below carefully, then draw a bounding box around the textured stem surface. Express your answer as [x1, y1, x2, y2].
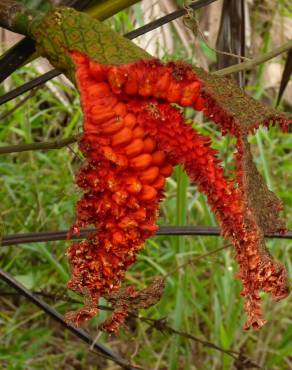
[215, 39, 292, 76]
[0, 0, 41, 35]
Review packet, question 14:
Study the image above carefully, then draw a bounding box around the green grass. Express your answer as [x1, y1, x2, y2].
[0, 8, 291, 370]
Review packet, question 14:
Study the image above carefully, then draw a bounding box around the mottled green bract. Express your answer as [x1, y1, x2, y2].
[29, 6, 151, 82]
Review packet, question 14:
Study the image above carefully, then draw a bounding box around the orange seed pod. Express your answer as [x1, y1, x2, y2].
[124, 138, 144, 157]
[124, 176, 142, 194]
[143, 137, 156, 153]
[130, 153, 152, 170]
[139, 185, 157, 201]
[152, 175, 165, 190]
[89, 61, 105, 81]
[193, 96, 205, 111]
[87, 83, 111, 98]
[151, 151, 166, 166]
[131, 208, 146, 221]
[124, 113, 137, 129]
[132, 126, 145, 139]
[107, 67, 127, 94]
[167, 81, 182, 103]
[154, 72, 171, 98]
[101, 118, 124, 134]
[160, 164, 173, 177]
[111, 127, 133, 147]
[124, 76, 138, 95]
[180, 81, 200, 107]
[113, 102, 128, 117]
[91, 111, 116, 125]
[140, 166, 159, 184]
[139, 79, 153, 97]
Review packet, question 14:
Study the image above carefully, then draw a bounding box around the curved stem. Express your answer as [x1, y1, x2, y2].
[215, 39, 292, 76]
[0, 136, 77, 155]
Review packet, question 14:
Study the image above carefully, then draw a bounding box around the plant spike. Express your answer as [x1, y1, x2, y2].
[3, 5, 292, 331]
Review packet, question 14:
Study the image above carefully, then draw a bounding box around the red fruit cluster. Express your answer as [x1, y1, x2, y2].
[66, 53, 175, 329]
[66, 51, 288, 332]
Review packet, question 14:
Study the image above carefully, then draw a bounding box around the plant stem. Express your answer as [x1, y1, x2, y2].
[215, 39, 292, 76]
[0, 136, 77, 155]
[0, 0, 41, 35]
[87, 0, 141, 20]
[169, 167, 189, 370]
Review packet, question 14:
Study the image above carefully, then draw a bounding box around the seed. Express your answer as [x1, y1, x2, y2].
[87, 83, 111, 98]
[152, 175, 165, 189]
[131, 208, 146, 221]
[124, 139, 144, 157]
[89, 61, 105, 81]
[167, 81, 182, 103]
[139, 79, 153, 97]
[140, 166, 159, 184]
[112, 230, 126, 244]
[132, 126, 145, 139]
[107, 67, 127, 94]
[72, 52, 87, 64]
[160, 164, 173, 177]
[113, 102, 127, 117]
[101, 118, 124, 134]
[151, 151, 166, 166]
[91, 96, 118, 110]
[124, 76, 138, 95]
[111, 127, 132, 146]
[118, 216, 138, 229]
[124, 113, 137, 129]
[124, 177, 142, 194]
[194, 96, 205, 111]
[143, 137, 156, 153]
[180, 81, 200, 107]
[91, 111, 116, 124]
[154, 72, 171, 98]
[130, 153, 152, 169]
[140, 185, 157, 201]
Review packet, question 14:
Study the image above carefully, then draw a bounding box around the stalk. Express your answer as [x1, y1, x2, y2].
[87, 0, 141, 20]
[169, 167, 189, 370]
[0, 0, 41, 35]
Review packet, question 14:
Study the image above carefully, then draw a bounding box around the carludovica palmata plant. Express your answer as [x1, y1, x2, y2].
[0, 1, 291, 332]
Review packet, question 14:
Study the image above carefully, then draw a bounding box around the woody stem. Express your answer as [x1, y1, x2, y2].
[215, 39, 292, 76]
[0, 0, 41, 35]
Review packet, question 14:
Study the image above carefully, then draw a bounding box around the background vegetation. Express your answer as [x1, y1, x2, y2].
[0, 0, 291, 369]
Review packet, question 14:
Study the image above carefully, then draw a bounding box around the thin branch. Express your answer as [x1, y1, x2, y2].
[0, 88, 38, 121]
[125, 0, 218, 40]
[165, 244, 230, 277]
[0, 0, 218, 106]
[0, 268, 137, 370]
[1, 226, 291, 247]
[0, 136, 78, 155]
[0, 287, 261, 368]
[0, 69, 61, 106]
[215, 39, 292, 76]
[141, 317, 262, 369]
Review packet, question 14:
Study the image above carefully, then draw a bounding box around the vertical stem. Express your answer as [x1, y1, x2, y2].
[87, 0, 141, 20]
[254, 32, 273, 190]
[169, 166, 189, 370]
